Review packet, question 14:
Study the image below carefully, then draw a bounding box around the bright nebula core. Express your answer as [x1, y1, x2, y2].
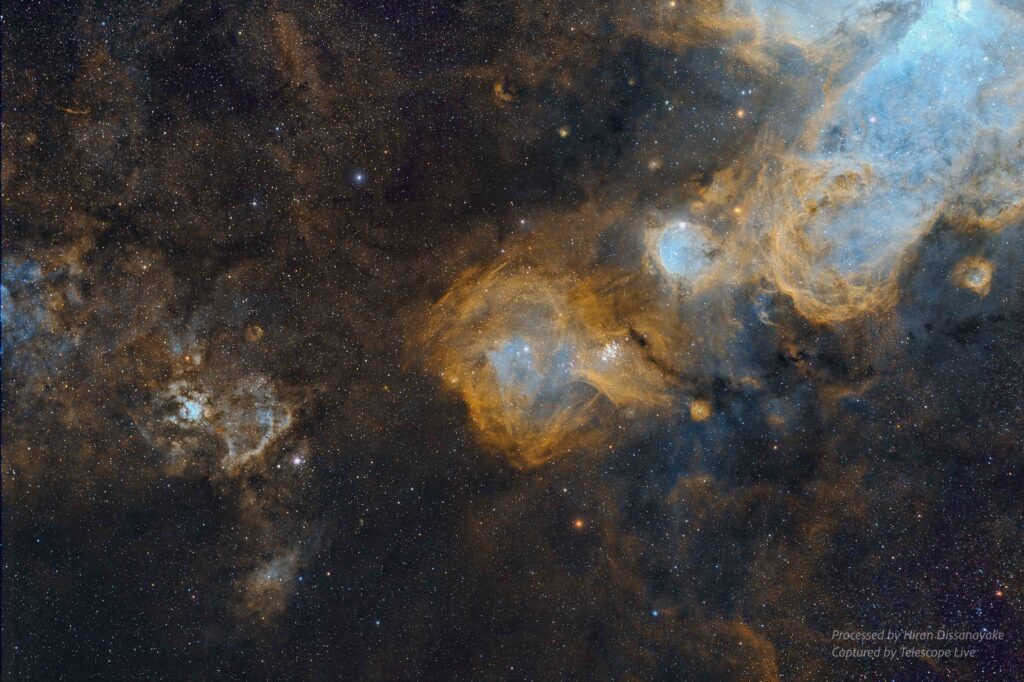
[3, 0, 1023, 679]
[649, 218, 717, 287]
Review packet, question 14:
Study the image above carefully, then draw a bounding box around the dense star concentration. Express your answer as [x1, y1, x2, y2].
[2, 0, 1023, 679]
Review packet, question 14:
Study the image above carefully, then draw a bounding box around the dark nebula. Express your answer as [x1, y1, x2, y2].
[3, 1, 1023, 680]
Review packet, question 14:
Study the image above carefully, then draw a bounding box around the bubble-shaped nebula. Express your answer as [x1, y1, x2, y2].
[646, 217, 719, 290]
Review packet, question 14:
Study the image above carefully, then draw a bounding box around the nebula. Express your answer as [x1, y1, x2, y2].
[645, 215, 720, 291]
[745, 0, 1024, 323]
[419, 262, 677, 466]
[134, 372, 294, 474]
[4, 0, 1022, 679]
[952, 255, 995, 297]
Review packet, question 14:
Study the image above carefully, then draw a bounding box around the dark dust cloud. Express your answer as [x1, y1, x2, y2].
[3, 0, 1023, 680]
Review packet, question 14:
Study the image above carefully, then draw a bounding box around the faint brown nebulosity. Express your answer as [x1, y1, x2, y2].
[3, 0, 1023, 679]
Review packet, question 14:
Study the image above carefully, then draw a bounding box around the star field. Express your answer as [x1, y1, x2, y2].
[3, 1, 1023, 680]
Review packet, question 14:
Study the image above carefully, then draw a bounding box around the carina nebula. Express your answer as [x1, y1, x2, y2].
[3, 0, 1023, 680]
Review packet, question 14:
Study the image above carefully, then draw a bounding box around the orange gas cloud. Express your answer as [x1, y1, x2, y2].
[952, 256, 994, 297]
[418, 262, 678, 467]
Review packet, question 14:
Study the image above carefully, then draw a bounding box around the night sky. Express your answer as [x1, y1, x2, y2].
[3, 1, 1023, 680]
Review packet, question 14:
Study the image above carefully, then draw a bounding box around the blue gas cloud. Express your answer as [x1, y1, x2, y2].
[419, 0, 1024, 466]
[749, 0, 1024, 321]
